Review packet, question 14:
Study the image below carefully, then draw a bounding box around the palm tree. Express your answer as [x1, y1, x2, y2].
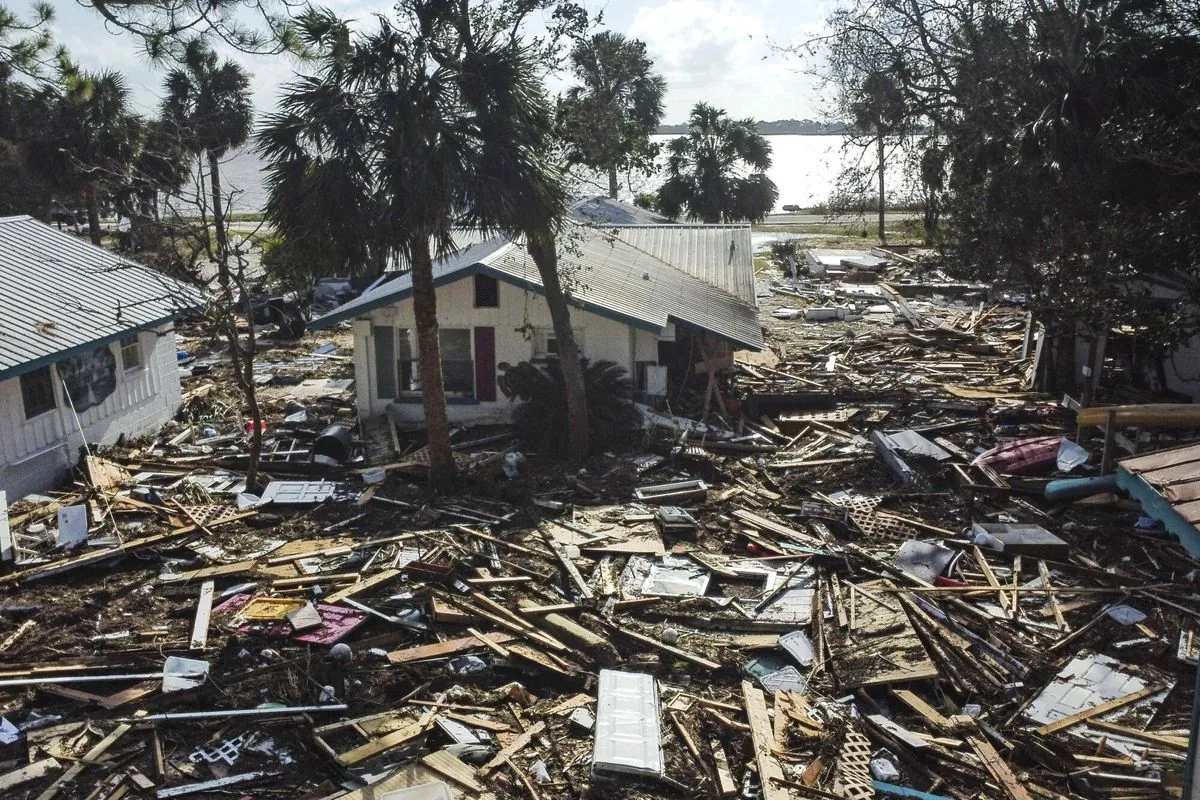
[657, 103, 778, 223]
[260, 4, 590, 480]
[53, 68, 140, 245]
[559, 31, 666, 199]
[849, 71, 906, 243]
[160, 38, 252, 278]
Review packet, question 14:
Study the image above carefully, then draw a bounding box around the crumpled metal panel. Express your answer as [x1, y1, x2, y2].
[593, 669, 664, 777]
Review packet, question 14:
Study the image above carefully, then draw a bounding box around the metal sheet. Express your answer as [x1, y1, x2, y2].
[0, 215, 201, 380]
[593, 669, 664, 777]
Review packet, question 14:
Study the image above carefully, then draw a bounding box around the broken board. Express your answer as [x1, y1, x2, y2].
[825, 579, 938, 688]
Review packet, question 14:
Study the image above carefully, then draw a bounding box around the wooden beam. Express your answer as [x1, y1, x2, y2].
[613, 627, 721, 670]
[890, 689, 951, 731]
[421, 750, 485, 793]
[387, 633, 517, 664]
[336, 720, 430, 766]
[539, 528, 594, 600]
[480, 720, 545, 776]
[189, 579, 215, 651]
[0, 758, 61, 792]
[968, 735, 1033, 800]
[1037, 561, 1069, 632]
[710, 739, 738, 798]
[325, 569, 401, 604]
[742, 681, 788, 800]
[1035, 685, 1162, 736]
[1085, 719, 1188, 750]
[36, 721, 134, 800]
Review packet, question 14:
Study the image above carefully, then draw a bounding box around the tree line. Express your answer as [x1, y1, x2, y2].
[802, 0, 1200, 385]
[0, 0, 781, 484]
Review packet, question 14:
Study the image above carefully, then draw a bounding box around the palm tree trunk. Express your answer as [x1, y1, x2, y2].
[527, 228, 589, 461]
[877, 134, 886, 245]
[607, 164, 619, 199]
[410, 240, 457, 483]
[208, 150, 230, 287]
[85, 182, 102, 246]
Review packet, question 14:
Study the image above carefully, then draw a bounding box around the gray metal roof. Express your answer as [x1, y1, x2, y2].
[0, 215, 202, 380]
[603, 224, 756, 305]
[570, 196, 674, 226]
[313, 225, 763, 351]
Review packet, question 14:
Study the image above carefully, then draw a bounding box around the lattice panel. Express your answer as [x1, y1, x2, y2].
[828, 493, 884, 514]
[178, 503, 247, 528]
[832, 728, 875, 800]
[849, 511, 918, 543]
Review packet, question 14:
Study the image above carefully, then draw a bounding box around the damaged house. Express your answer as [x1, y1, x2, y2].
[310, 220, 764, 424]
[0, 216, 200, 497]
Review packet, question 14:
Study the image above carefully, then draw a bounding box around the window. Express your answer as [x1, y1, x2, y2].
[120, 335, 143, 371]
[396, 328, 418, 393]
[474, 274, 499, 308]
[533, 328, 584, 360]
[440, 329, 474, 396]
[20, 366, 56, 419]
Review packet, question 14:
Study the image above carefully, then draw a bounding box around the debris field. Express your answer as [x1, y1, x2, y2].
[0, 246, 1197, 800]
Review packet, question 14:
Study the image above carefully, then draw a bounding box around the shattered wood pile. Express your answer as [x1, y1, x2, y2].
[0, 287, 1196, 800]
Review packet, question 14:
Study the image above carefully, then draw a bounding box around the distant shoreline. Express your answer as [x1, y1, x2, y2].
[655, 124, 851, 136]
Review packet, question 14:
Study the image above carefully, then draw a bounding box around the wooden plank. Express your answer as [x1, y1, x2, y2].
[337, 720, 430, 766]
[973, 545, 1011, 615]
[467, 628, 512, 658]
[743, 681, 788, 800]
[1038, 561, 1069, 632]
[325, 569, 401, 603]
[969, 735, 1033, 800]
[1085, 719, 1189, 750]
[36, 721, 134, 800]
[866, 714, 929, 749]
[890, 689, 951, 730]
[1035, 685, 1162, 736]
[480, 720, 545, 776]
[710, 739, 738, 798]
[826, 579, 939, 688]
[189, 579, 215, 651]
[0, 619, 35, 652]
[0, 758, 61, 792]
[540, 528, 594, 600]
[99, 681, 158, 710]
[732, 509, 824, 547]
[442, 711, 513, 733]
[387, 633, 517, 664]
[615, 626, 721, 670]
[421, 749, 485, 793]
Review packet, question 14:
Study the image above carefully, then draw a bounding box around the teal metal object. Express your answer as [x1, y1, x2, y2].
[873, 781, 953, 800]
[1115, 466, 1200, 558]
[1043, 474, 1119, 504]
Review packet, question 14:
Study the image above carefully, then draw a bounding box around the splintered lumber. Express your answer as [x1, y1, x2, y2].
[337, 719, 431, 766]
[732, 509, 824, 547]
[421, 749, 485, 793]
[468, 628, 513, 657]
[0, 758, 61, 792]
[614, 626, 721, 670]
[1035, 685, 1162, 736]
[825, 579, 939, 687]
[387, 633, 517, 664]
[1085, 719, 1189, 750]
[442, 712, 512, 732]
[1037, 561, 1068, 632]
[36, 720, 135, 800]
[325, 569, 401, 603]
[742, 681, 788, 800]
[891, 689, 951, 730]
[539, 527, 594, 599]
[522, 604, 619, 665]
[189, 580, 215, 651]
[969, 735, 1033, 800]
[866, 714, 930, 749]
[0, 619, 35, 652]
[480, 720, 545, 776]
[710, 739, 738, 798]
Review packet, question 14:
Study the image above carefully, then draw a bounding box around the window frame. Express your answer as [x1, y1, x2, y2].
[473, 274, 500, 308]
[533, 327, 584, 361]
[382, 326, 478, 402]
[119, 334, 144, 372]
[19, 365, 57, 420]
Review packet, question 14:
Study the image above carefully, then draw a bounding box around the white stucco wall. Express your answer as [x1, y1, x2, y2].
[354, 275, 653, 424]
[0, 324, 182, 498]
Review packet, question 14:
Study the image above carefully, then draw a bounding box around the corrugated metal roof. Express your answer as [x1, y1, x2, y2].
[604, 224, 756, 305]
[0, 215, 202, 380]
[313, 225, 763, 350]
[569, 196, 673, 225]
[1117, 443, 1200, 556]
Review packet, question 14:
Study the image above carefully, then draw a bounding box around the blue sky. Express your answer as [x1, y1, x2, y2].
[42, 0, 832, 122]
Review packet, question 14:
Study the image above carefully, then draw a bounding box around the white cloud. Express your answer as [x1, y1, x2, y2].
[628, 0, 827, 122]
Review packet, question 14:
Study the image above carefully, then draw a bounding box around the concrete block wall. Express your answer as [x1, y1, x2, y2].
[0, 324, 182, 498]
